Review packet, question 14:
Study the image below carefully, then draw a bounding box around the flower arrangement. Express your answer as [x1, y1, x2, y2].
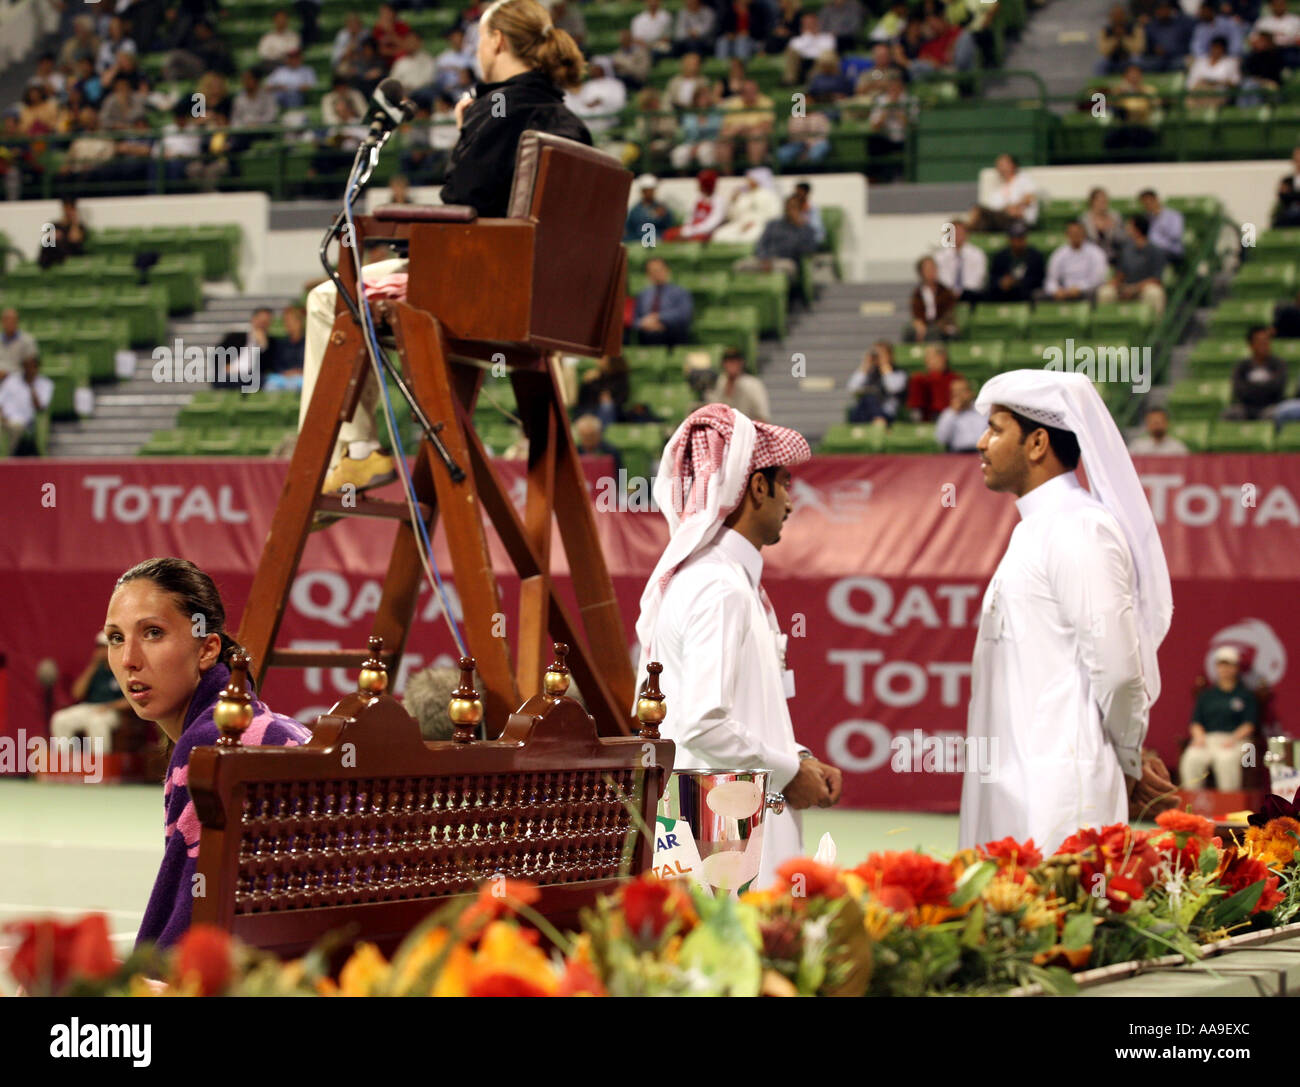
[10, 799, 1300, 998]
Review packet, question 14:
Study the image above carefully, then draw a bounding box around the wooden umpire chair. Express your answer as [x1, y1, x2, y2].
[190, 644, 674, 958]
[237, 132, 637, 737]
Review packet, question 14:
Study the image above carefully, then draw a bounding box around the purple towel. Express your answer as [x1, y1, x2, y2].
[135, 662, 311, 949]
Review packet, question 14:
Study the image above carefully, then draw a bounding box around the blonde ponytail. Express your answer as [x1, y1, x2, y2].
[483, 0, 587, 90]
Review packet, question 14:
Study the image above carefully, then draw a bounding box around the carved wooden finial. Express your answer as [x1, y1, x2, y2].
[636, 660, 666, 740]
[214, 650, 254, 746]
[358, 634, 388, 695]
[543, 641, 571, 698]
[448, 656, 483, 744]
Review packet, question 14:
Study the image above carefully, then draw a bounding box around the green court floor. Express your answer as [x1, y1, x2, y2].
[0, 779, 959, 993]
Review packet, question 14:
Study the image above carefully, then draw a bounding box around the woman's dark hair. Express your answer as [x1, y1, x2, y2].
[114, 557, 245, 667]
[1007, 410, 1082, 470]
[483, 0, 586, 90]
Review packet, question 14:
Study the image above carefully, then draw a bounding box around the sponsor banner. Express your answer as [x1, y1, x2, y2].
[2, 455, 1297, 810]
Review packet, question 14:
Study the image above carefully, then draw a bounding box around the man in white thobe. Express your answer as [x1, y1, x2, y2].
[959, 370, 1177, 854]
[637, 404, 841, 889]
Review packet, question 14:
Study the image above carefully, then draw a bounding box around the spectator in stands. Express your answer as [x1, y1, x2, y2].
[1239, 31, 1286, 109]
[1274, 282, 1300, 334]
[866, 75, 914, 183]
[388, 174, 412, 204]
[259, 10, 302, 65]
[566, 59, 628, 138]
[807, 52, 854, 99]
[214, 307, 273, 392]
[716, 56, 748, 100]
[793, 180, 826, 246]
[1098, 2, 1146, 74]
[934, 219, 988, 305]
[612, 29, 653, 89]
[36, 197, 88, 269]
[392, 33, 438, 98]
[625, 175, 677, 243]
[155, 105, 203, 185]
[18, 87, 58, 136]
[716, 0, 772, 60]
[674, 0, 718, 56]
[163, 19, 235, 81]
[231, 69, 280, 130]
[350, 39, 390, 98]
[906, 343, 958, 421]
[372, 3, 413, 62]
[666, 51, 707, 109]
[0, 309, 37, 379]
[267, 49, 319, 110]
[58, 15, 100, 73]
[820, 0, 865, 56]
[552, 0, 587, 47]
[632, 0, 674, 60]
[27, 54, 65, 101]
[574, 413, 626, 473]
[1187, 34, 1241, 106]
[1097, 214, 1168, 314]
[1190, 1, 1246, 57]
[576, 355, 630, 425]
[1128, 405, 1188, 453]
[987, 222, 1046, 303]
[784, 14, 837, 85]
[1139, 188, 1184, 260]
[935, 374, 985, 452]
[633, 87, 678, 159]
[1139, 0, 1195, 71]
[1225, 324, 1289, 419]
[1105, 62, 1159, 150]
[870, 0, 910, 44]
[714, 80, 776, 172]
[433, 29, 475, 93]
[777, 103, 831, 166]
[633, 257, 694, 346]
[70, 56, 104, 109]
[188, 108, 235, 191]
[708, 346, 771, 421]
[1044, 221, 1110, 302]
[333, 13, 370, 76]
[321, 75, 366, 125]
[714, 164, 781, 243]
[49, 632, 128, 751]
[968, 152, 1039, 233]
[855, 42, 907, 96]
[401, 96, 458, 182]
[847, 340, 909, 423]
[666, 168, 725, 240]
[0, 354, 53, 456]
[1178, 645, 1256, 792]
[735, 193, 818, 300]
[766, 0, 804, 56]
[96, 17, 137, 77]
[265, 304, 306, 387]
[669, 85, 722, 170]
[197, 70, 233, 120]
[907, 255, 958, 342]
[916, 11, 974, 74]
[1081, 186, 1125, 262]
[1255, 0, 1300, 66]
[295, 0, 322, 48]
[55, 106, 116, 187]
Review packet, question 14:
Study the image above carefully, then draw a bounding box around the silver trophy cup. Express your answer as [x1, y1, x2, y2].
[670, 769, 786, 896]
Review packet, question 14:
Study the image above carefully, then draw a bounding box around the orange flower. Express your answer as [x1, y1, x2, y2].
[1156, 809, 1216, 840]
[466, 921, 559, 997]
[337, 942, 389, 996]
[4, 914, 118, 993]
[1033, 945, 1092, 970]
[774, 858, 847, 900]
[854, 851, 956, 912]
[1218, 847, 1285, 913]
[621, 873, 695, 943]
[1245, 817, 1300, 869]
[171, 924, 233, 996]
[458, 877, 542, 939]
[976, 837, 1043, 878]
[557, 957, 606, 997]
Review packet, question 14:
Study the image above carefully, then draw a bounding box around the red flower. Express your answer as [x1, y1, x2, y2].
[854, 851, 956, 911]
[1218, 848, 1285, 914]
[1103, 875, 1146, 914]
[977, 837, 1043, 876]
[621, 874, 678, 943]
[1156, 810, 1216, 840]
[468, 972, 552, 997]
[557, 958, 606, 997]
[775, 858, 846, 900]
[1059, 823, 1158, 889]
[171, 924, 233, 996]
[4, 914, 117, 993]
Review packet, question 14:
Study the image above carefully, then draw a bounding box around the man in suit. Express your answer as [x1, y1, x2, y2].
[633, 257, 694, 346]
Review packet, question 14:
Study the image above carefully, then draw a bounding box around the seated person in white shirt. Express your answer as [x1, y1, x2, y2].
[265, 49, 318, 110]
[933, 218, 988, 304]
[258, 10, 302, 64]
[390, 32, 439, 97]
[0, 355, 54, 456]
[969, 152, 1039, 233]
[784, 13, 837, 84]
[934, 374, 985, 452]
[631, 0, 674, 59]
[1255, 0, 1300, 66]
[1127, 406, 1188, 455]
[1044, 221, 1110, 302]
[1186, 35, 1241, 106]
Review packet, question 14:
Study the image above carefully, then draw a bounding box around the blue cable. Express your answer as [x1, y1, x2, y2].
[342, 166, 469, 660]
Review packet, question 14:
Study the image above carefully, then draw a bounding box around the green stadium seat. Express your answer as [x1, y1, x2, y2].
[727, 270, 787, 338]
[883, 423, 941, 453]
[675, 271, 730, 308]
[639, 383, 699, 428]
[1277, 423, 1300, 452]
[1207, 299, 1276, 339]
[1167, 419, 1211, 451]
[1041, 198, 1084, 231]
[1091, 301, 1156, 341]
[1229, 261, 1296, 300]
[1029, 301, 1090, 341]
[1207, 420, 1275, 452]
[1167, 378, 1230, 421]
[969, 302, 1029, 341]
[178, 391, 236, 428]
[193, 431, 243, 455]
[1255, 229, 1300, 261]
[693, 305, 760, 363]
[819, 423, 886, 454]
[41, 354, 90, 420]
[1188, 338, 1245, 379]
[139, 429, 196, 456]
[622, 345, 671, 379]
[694, 243, 754, 275]
[670, 343, 724, 375]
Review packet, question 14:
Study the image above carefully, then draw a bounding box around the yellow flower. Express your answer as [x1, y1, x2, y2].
[842, 871, 868, 899]
[982, 875, 1035, 915]
[1019, 898, 1062, 932]
[338, 942, 390, 997]
[1245, 817, 1300, 869]
[468, 921, 559, 996]
[390, 927, 469, 996]
[862, 899, 899, 941]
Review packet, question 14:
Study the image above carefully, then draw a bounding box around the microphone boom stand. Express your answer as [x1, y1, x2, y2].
[318, 130, 465, 483]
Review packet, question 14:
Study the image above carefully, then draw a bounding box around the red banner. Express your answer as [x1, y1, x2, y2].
[2, 455, 1297, 810]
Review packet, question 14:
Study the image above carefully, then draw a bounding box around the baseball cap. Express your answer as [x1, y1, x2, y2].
[1213, 645, 1240, 664]
[636, 173, 658, 190]
[1007, 221, 1029, 238]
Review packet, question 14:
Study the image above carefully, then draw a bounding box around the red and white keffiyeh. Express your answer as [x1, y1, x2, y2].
[634, 403, 810, 663]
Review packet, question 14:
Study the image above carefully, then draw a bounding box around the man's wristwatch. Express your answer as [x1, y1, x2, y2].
[798, 749, 815, 761]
